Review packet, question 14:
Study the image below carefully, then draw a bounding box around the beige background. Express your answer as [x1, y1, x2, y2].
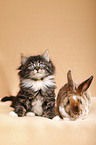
[0, 1, 96, 145]
[0, 0, 96, 98]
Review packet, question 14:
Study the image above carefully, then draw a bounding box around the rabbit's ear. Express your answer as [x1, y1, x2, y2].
[77, 76, 93, 93]
[67, 70, 75, 92]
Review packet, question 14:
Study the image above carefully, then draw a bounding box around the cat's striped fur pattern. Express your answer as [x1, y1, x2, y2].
[1, 50, 56, 119]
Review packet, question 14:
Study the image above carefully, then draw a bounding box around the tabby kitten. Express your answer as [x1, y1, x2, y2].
[1, 50, 56, 119]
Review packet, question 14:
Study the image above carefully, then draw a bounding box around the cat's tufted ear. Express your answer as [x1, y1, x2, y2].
[21, 53, 27, 65]
[42, 50, 49, 62]
[77, 76, 93, 93]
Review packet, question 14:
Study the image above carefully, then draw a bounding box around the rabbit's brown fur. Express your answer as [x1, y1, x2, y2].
[56, 70, 93, 121]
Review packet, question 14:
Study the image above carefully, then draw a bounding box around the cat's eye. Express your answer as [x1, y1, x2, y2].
[28, 64, 35, 69]
[31, 65, 35, 69]
[39, 63, 45, 68]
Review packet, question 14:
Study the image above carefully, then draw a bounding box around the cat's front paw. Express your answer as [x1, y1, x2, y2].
[52, 116, 61, 121]
[9, 111, 18, 117]
[26, 112, 35, 117]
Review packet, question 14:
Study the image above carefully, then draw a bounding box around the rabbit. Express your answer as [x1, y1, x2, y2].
[54, 70, 93, 121]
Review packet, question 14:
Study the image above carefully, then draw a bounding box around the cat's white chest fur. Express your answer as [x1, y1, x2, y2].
[21, 75, 55, 92]
[32, 95, 43, 115]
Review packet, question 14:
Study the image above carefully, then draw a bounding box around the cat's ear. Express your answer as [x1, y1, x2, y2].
[42, 50, 49, 62]
[77, 76, 93, 93]
[21, 53, 27, 65]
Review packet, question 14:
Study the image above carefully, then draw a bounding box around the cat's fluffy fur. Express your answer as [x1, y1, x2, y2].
[1, 50, 56, 119]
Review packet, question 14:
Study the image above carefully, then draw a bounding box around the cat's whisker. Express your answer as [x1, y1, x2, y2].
[1, 50, 56, 119]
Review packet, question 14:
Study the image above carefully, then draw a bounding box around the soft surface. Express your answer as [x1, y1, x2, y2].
[0, 97, 96, 145]
[0, 0, 96, 145]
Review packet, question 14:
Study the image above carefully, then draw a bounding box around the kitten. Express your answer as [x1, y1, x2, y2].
[1, 50, 56, 119]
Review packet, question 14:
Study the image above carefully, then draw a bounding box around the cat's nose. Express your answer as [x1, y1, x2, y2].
[35, 66, 39, 71]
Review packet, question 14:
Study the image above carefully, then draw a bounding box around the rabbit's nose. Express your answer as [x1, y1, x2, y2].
[73, 105, 79, 114]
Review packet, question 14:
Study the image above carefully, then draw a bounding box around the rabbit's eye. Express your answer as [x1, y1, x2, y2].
[67, 100, 70, 104]
[79, 100, 82, 104]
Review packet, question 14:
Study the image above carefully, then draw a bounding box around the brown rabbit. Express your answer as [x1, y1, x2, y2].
[55, 70, 93, 121]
